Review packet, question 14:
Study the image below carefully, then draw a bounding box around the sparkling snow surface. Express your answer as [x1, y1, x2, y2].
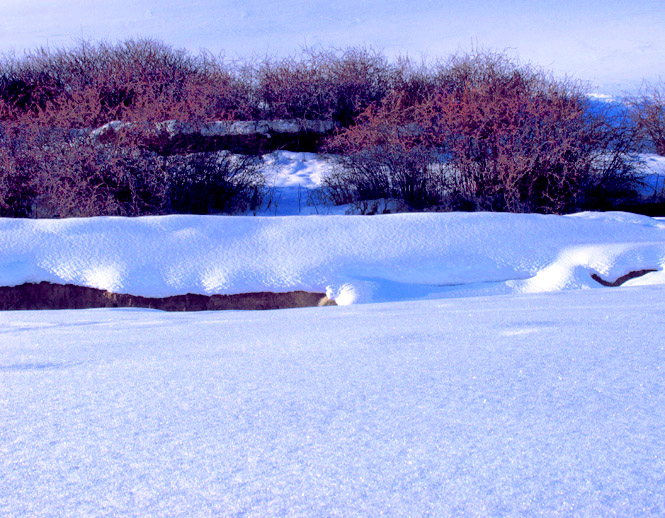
[2, 287, 665, 515]
[2, 157, 665, 515]
[1, 211, 665, 304]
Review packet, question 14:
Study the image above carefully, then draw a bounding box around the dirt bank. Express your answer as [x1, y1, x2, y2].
[0, 282, 335, 311]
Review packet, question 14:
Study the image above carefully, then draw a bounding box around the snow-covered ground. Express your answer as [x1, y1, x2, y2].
[2, 1, 665, 514]
[3, 286, 665, 515]
[260, 152, 342, 216]
[1, 210, 665, 304]
[2, 148, 665, 515]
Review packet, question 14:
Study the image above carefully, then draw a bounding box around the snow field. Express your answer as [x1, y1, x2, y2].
[2, 287, 665, 515]
[2, 2, 665, 514]
[1, 162, 664, 515]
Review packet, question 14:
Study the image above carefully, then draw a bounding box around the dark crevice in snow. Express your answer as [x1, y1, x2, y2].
[0, 282, 335, 311]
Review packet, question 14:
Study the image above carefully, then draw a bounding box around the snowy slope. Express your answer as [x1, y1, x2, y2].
[0, 211, 664, 304]
[260, 151, 343, 216]
[2, 286, 665, 516]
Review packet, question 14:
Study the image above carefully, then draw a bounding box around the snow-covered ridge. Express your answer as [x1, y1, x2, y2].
[1, 211, 664, 304]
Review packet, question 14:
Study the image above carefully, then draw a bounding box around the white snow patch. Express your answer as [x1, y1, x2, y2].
[1, 211, 665, 303]
[262, 151, 332, 189]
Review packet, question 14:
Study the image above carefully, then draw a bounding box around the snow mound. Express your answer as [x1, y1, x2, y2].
[1, 211, 664, 304]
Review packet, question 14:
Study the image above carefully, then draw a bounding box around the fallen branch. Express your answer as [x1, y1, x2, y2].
[591, 269, 658, 287]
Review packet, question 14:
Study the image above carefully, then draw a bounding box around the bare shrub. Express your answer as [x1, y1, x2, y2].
[325, 51, 641, 213]
[627, 81, 665, 156]
[0, 123, 166, 217]
[0, 122, 266, 217]
[0, 39, 247, 127]
[0, 42, 646, 217]
[40, 144, 167, 218]
[0, 124, 40, 217]
[254, 46, 393, 124]
[322, 147, 449, 211]
[0, 40, 408, 131]
[165, 152, 265, 215]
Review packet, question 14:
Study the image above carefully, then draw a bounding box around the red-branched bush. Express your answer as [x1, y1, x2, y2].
[0, 39, 245, 127]
[325, 52, 641, 213]
[0, 43, 646, 217]
[0, 40, 269, 217]
[0, 122, 166, 217]
[0, 122, 265, 218]
[254, 46, 394, 124]
[627, 81, 665, 156]
[0, 40, 402, 129]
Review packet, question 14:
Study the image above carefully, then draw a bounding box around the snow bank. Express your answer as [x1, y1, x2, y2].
[1, 211, 664, 304]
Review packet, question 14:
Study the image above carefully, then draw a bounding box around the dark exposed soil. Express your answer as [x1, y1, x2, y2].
[145, 131, 330, 155]
[0, 282, 335, 311]
[91, 120, 338, 155]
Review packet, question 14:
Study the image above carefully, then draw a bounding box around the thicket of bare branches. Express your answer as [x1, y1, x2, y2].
[627, 81, 665, 156]
[0, 39, 402, 127]
[0, 41, 652, 217]
[0, 123, 264, 218]
[165, 152, 264, 215]
[324, 52, 642, 214]
[0, 39, 245, 126]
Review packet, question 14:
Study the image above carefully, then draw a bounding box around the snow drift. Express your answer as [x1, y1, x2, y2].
[1, 211, 664, 305]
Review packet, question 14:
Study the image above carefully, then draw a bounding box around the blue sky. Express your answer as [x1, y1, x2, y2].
[1, 0, 663, 93]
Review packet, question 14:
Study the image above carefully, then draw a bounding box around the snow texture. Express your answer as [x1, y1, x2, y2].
[2, 3, 665, 514]
[2, 286, 665, 516]
[0, 210, 664, 304]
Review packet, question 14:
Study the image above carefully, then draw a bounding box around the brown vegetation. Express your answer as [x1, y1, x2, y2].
[0, 39, 242, 126]
[324, 52, 641, 214]
[0, 123, 265, 218]
[626, 81, 665, 156]
[0, 39, 397, 128]
[0, 40, 653, 217]
[0, 39, 401, 218]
